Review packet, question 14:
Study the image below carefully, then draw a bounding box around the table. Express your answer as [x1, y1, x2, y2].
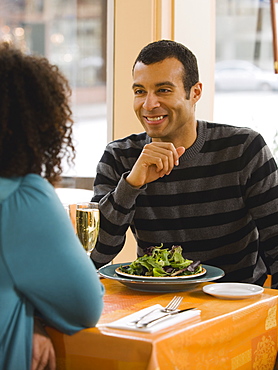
[46, 278, 278, 370]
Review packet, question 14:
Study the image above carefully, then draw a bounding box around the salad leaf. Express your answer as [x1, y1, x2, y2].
[120, 245, 202, 277]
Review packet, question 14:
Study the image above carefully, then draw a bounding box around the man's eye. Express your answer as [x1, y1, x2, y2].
[158, 88, 171, 93]
[134, 89, 145, 95]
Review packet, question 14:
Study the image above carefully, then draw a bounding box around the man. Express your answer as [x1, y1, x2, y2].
[91, 40, 278, 288]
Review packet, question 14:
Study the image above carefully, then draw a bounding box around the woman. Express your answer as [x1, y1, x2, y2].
[0, 42, 104, 370]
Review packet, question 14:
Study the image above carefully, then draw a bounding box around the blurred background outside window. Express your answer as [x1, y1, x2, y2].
[214, 0, 278, 160]
[0, 0, 107, 188]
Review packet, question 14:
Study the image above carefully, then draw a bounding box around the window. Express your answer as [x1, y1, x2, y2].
[0, 0, 107, 183]
[214, 0, 278, 159]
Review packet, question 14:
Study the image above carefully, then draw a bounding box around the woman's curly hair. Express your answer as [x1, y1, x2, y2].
[0, 42, 75, 185]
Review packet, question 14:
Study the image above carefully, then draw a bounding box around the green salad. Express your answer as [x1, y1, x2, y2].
[119, 245, 202, 277]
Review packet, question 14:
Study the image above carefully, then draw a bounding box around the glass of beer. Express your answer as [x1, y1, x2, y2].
[76, 202, 100, 256]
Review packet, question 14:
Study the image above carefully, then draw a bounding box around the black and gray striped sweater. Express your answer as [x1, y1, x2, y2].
[91, 120, 278, 288]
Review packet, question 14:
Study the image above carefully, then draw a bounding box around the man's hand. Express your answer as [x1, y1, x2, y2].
[126, 142, 185, 188]
[32, 318, 56, 370]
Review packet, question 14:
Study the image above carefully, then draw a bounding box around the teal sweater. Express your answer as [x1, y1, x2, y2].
[91, 120, 278, 288]
[0, 174, 104, 370]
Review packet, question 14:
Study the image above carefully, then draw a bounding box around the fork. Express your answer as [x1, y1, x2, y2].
[130, 296, 183, 325]
[136, 307, 196, 328]
[161, 296, 183, 313]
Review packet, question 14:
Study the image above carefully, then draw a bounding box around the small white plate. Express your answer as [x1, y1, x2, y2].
[203, 283, 264, 299]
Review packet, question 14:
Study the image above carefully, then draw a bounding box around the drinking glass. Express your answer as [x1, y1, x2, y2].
[76, 202, 100, 256]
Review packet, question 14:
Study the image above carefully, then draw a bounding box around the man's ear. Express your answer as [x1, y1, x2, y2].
[191, 82, 202, 103]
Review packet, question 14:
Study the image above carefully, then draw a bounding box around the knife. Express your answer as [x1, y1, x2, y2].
[136, 307, 196, 328]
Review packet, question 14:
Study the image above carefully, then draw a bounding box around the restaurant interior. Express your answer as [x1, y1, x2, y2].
[1, 0, 278, 369]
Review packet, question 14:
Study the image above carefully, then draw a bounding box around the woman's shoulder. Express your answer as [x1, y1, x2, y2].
[0, 174, 50, 202]
[0, 174, 58, 210]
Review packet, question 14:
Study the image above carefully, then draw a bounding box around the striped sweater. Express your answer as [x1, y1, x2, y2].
[91, 120, 278, 288]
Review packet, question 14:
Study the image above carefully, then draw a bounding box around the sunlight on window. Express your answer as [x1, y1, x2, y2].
[214, 0, 278, 159]
[0, 0, 107, 180]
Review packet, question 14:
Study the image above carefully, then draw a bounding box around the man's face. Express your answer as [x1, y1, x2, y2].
[132, 57, 199, 143]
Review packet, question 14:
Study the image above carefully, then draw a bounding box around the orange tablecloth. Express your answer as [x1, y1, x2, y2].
[46, 278, 278, 370]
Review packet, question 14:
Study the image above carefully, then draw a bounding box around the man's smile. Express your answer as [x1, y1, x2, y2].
[144, 115, 167, 123]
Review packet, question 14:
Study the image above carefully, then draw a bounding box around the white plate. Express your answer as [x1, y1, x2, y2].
[203, 283, 264, 299]
[115, 266, 207, 280]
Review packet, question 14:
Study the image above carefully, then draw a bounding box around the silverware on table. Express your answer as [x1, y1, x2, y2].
[136, 307, 197, 328]
[129, 296, 183, 326]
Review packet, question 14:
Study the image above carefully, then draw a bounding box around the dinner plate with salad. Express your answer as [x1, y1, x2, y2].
[98, 245, 225, 292]
[115, 245, 206, 280]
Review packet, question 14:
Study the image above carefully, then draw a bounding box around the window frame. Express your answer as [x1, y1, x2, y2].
[271, 0, 278, 73]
